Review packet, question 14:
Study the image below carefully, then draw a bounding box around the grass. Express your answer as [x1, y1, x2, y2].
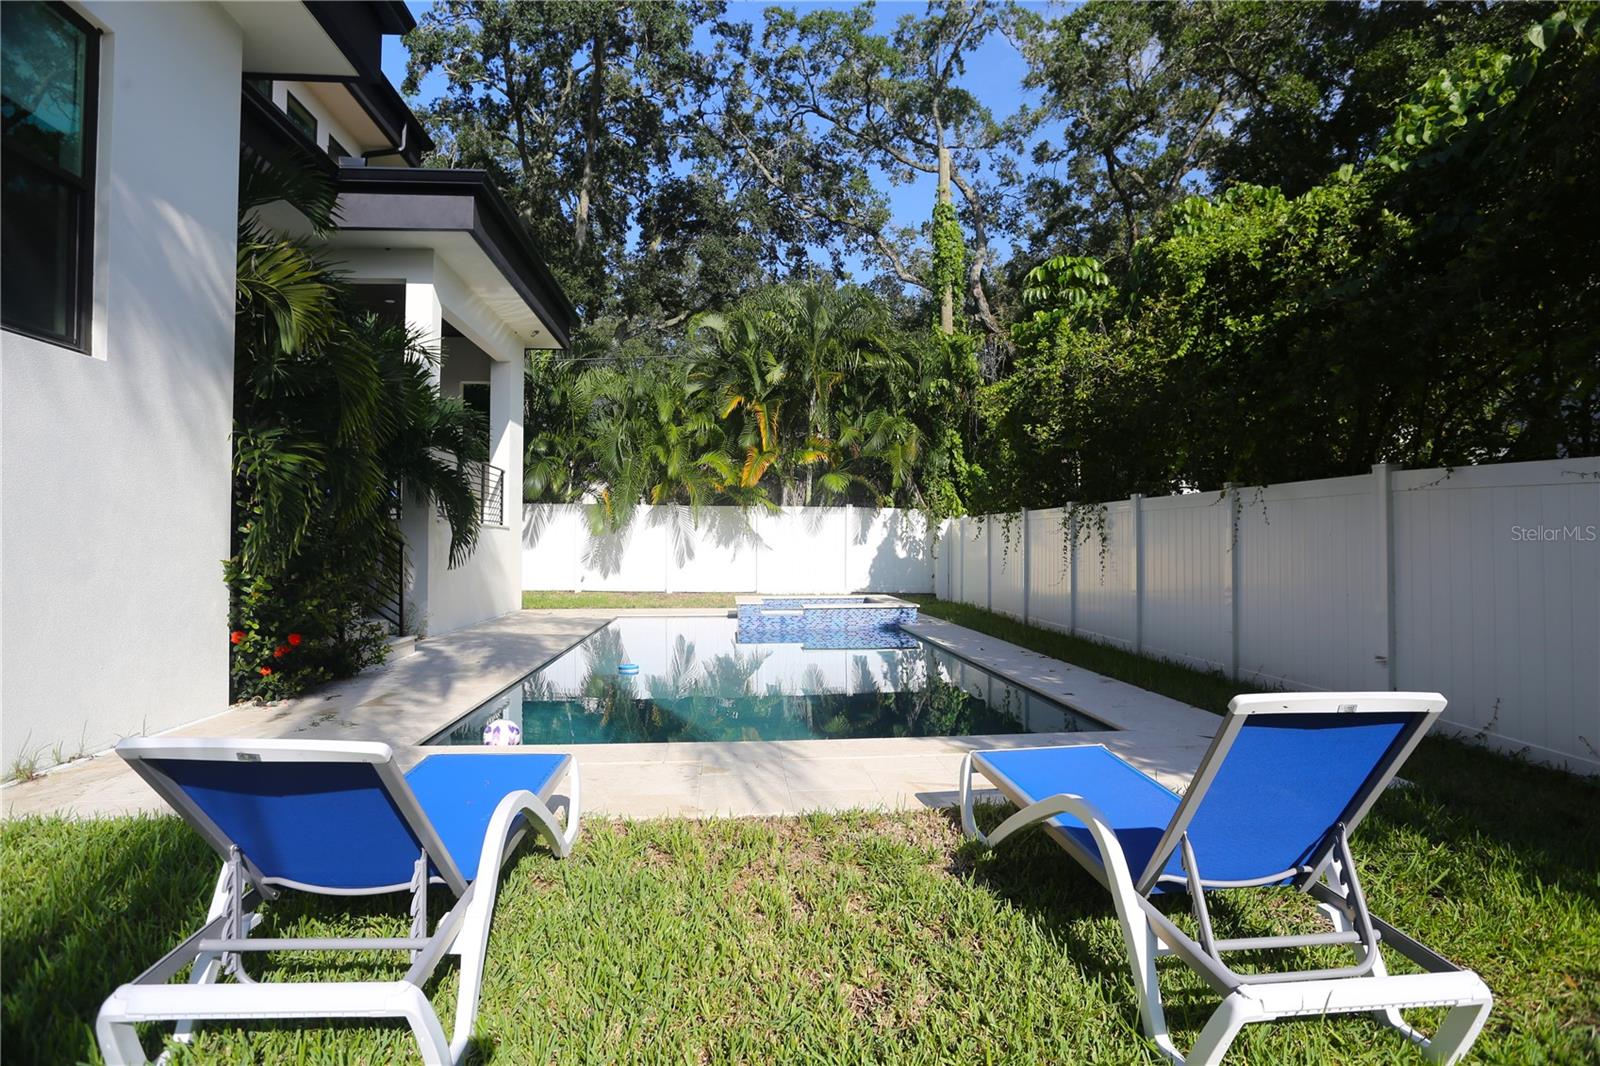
[905, 595, 1254, 714]
[522, 590, 738, 609]
[5, 742, 1598, 1064]
[6, 603, 1596, 1062]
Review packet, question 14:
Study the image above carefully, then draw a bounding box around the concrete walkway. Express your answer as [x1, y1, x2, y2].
[3, 609, 1217, 821]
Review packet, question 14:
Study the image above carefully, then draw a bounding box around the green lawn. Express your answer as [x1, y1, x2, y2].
[5, 740, 1598, 1063]
[522, 590, 738, 609]
[6, 602, 1597, 1062]
[904, 595, 1249, 714]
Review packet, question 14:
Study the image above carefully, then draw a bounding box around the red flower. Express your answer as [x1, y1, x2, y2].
[230, 630, 245, 645]
[286, 633, 303, 646]
[273, 645, 290, 659]
[258, 666, 273, 676]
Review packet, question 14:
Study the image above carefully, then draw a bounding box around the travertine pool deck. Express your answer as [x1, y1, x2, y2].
[3, 608, 1217, 821]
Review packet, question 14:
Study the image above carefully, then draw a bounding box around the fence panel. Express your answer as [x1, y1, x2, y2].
[1140, 492, 1232, 672]
[989, 516, 1027, 619]
[1391, 461, 1600, 768]
[522, 458, 1598, 772]
[1073, 500, 1137, 649]
[524, 504, 932, 595]
[753, 508, 849, 593]
[848, 508, 935, 594]
[1234, 475, 1379, 691]
[1027, 508, 1072, 631]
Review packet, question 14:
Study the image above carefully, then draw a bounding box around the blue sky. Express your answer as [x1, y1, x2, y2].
[381, 2, 1054, 277]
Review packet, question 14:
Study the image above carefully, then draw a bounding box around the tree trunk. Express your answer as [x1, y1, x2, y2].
[575, 24, 609, 252]
[937, 144, 954, 336]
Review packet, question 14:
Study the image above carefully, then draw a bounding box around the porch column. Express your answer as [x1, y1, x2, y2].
[489, 353, 522, 529]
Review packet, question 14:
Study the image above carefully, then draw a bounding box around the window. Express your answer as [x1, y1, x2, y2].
[327, 135, 350, 161]
[245, 77, 272, 98]
[1, 1, 99, 351]
[462, 381, 492, 449]
[285, 92, 316, 143]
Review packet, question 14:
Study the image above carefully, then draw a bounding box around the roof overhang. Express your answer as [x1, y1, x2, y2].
[227, 2, 415, 82]
[222, 2, 357, 80]
[330, 168, 576, 350]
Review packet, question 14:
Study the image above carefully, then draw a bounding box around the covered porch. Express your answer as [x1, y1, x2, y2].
[322, 167, 573, 636]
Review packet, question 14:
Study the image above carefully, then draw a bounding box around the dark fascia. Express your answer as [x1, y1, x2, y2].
[247, 4, 431, 169]
[302, 2, 415, 80]
[335, 167, 577, 349]
[239, 69, 430, 172]
[240, 84, 337, 177]
[347, 77, 434, 165]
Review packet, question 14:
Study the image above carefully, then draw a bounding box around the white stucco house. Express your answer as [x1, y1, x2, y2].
[0, 1, 573, 774]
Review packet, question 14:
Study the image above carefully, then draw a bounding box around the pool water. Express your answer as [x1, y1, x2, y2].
[427, 616, 1109, 746]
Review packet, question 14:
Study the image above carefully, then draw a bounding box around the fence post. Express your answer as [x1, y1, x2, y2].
[842, 504, 853, 593]
[1223, 483, 1241, 681]
[1020, 508, 1031, 626]
[985, 516, 994, 612]
[572, 505, 583, 593]
[1131, 494, 1145, 654]
[662, 506, 673, 594]
[1373, 463, 1398, 689]
[1068, 508, 1078, 635]
[947, 515, 960, 601]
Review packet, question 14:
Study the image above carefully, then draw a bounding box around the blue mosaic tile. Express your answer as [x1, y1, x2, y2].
[735, 598, 918, 646]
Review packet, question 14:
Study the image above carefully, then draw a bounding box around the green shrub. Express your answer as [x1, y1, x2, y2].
[224, 547, 387, 703]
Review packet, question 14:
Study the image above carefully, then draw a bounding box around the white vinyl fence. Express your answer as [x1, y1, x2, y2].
[523, 504, 936, 595]
[936, 459, 1600, 775]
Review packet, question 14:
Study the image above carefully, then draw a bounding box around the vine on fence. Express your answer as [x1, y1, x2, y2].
[1057, 501, 1111, 583]
[1219, 485, 1270, 549]
[994, 511, 1021, 568]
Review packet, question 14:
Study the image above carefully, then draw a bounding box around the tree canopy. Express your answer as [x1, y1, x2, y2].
[398, 0, 1597, 522]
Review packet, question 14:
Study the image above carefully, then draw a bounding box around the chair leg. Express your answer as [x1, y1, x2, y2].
[1127, 918, 1180, 1063]
[1318, 898, 1440, 1049]
[95, 1002, 148, 1066]
[1184, 991, 1265, 1066]
[392, 983, 452, 1065]
[1422, 998, 1493, 1066]
[958, 760, 1178, 1062]
[448, 787, 576, 1061]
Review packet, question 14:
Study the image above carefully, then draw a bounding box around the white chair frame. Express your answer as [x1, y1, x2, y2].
[958, 693, 1493, 1065]
[96, 739, 581, 1065]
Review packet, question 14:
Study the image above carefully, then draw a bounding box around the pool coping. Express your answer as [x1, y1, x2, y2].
[3, 606, 1218, 820]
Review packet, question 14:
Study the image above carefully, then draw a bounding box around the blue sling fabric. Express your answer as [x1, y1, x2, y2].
[976, 710, 1418, 895]
[1158, 711, 1413, 884]
[404, 753, 567, 874]
[150, 758, 427, 891]
[974, 746, 1182, 886]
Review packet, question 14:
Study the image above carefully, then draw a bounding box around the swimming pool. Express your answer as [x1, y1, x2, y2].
[425, 615, 1111, 746]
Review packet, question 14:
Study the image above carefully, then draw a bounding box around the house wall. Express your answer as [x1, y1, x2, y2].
[1, 1, 244, 772]
[423, 335, 521, 635]
[940, 458, 1600, 775]
[269, 80, 369, 159]
[332, 249, 527, 637]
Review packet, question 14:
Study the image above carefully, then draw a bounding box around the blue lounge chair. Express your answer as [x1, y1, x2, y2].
[959, 692, 1492, 1065]
[97, 738, 581, 1065]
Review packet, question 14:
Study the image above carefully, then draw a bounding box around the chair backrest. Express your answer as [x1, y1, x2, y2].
[1136, 693, 1444, 893]
[119, 738, 467, 896]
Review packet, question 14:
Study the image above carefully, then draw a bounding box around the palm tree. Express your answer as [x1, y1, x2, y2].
[688, 307, 789, 497]
[575, 359, 756, 534]
[229, 149, 489, 695]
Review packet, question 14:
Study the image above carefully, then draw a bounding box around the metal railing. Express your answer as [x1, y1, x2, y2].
[370, 531, 407, 635]
[439, 461, 505, 527]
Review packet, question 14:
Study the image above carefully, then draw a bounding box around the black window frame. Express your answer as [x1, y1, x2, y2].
[1, 0, 101, 353]
[285, 91, 317, 144]
[327, 134, 350, 161]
